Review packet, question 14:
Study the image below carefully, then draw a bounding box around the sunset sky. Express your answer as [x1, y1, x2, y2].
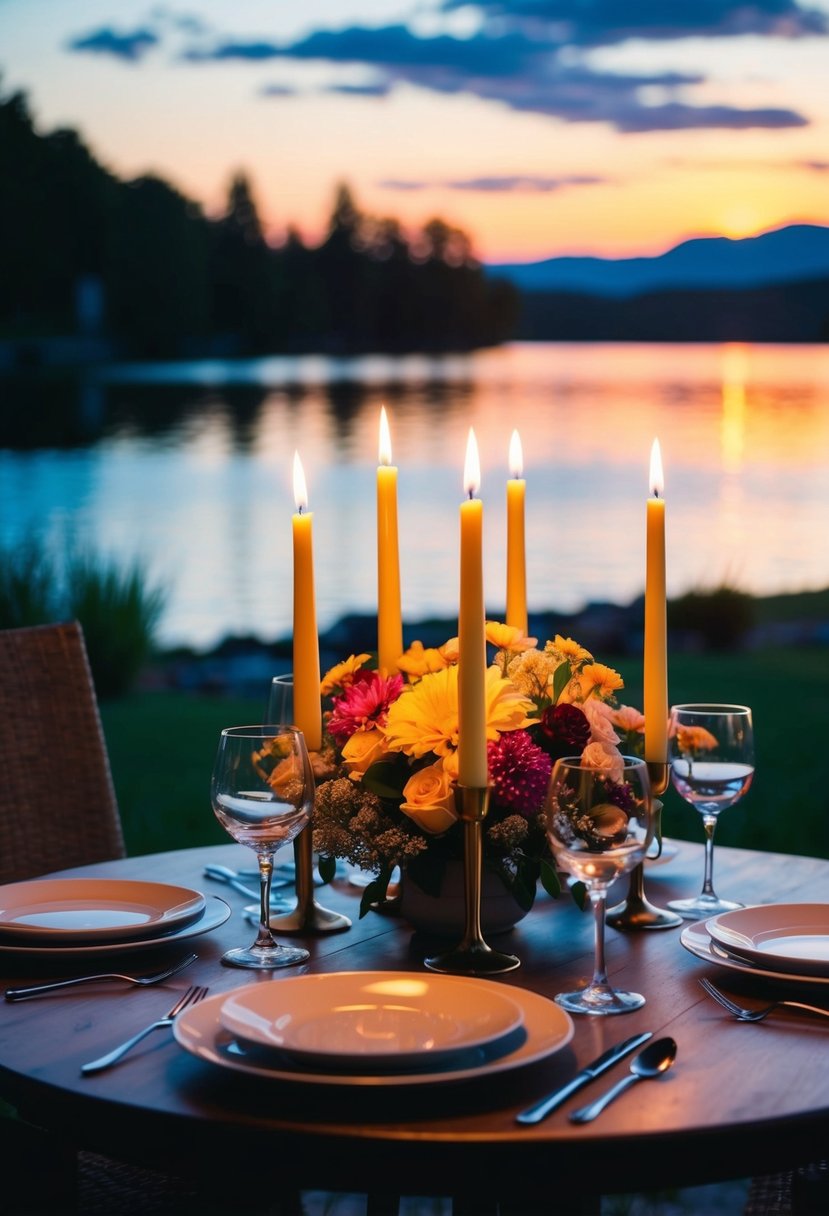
[3, 0, 829, 262]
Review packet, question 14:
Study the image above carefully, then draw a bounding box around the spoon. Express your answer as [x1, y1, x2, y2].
[569, 1037, 677, 1123]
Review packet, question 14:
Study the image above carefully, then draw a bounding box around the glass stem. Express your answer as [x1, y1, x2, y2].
[701, 815, 718, 898]
[254, 851, 277, 948]
[590, 886, 610, 989]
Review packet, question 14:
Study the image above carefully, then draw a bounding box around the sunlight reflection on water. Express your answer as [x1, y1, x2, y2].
[1, 342, 827, 650]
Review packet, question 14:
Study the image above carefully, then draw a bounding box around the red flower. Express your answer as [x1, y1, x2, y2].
[538, 703, 590, 759]
[327, 669, 404, 744]
[488, 730, 552, 817]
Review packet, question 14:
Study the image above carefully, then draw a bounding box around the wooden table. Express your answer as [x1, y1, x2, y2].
[1, 841, 827, 1212]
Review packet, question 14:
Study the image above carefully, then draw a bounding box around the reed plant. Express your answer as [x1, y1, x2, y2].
[0, 534, 167, 698]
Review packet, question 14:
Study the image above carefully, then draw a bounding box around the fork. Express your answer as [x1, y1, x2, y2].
[4, 953, 198, 1001]
[81, 984, 209, 1074]
[699, 977, 829, 1023]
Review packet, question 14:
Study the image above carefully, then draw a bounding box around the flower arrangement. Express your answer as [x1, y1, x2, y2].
[312, 623, 646, 916]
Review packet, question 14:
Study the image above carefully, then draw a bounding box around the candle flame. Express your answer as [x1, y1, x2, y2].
[378, 405, 392, 466]
[649, 438, 664, 498]
[509, 429, 523, 479]
[293, 451, 308, 513]
[463, 428, 481, 498]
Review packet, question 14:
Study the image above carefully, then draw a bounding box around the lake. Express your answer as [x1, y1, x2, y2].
[1, 341, 828, 652]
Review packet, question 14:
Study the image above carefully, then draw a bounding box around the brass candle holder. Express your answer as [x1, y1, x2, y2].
[424, 785, 520, 975]
[605, 760, 682, 932]
[267, 826, 352, 935]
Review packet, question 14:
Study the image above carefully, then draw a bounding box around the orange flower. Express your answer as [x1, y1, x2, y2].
[320, 653, 371, 697]
[676, 725, 718, 754]
[397, 639, 449, 681]
[580, 663, 624, 699]
[486, 621, 538, 653]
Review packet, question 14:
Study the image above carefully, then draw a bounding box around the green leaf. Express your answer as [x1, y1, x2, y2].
[317, 854, 336, 884]
[570, 880, 589, 911]
[361, 759, 406, 800]
[551, 660, 573, 704]
[359, 875, 388, 918]
[539, 858, 561, 899]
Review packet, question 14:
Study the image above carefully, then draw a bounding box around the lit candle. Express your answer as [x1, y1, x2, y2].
[292, 451, 322, 751]
[644, 439, 668, 763]
[377, 406, 403, 674]
[458, 428, 489, 788]
[505, 429, 527, 635]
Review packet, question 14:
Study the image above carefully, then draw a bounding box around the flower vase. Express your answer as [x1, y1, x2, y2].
[398, 860, 529, 937]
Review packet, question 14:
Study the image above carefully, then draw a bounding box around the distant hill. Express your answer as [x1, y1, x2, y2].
[515, 274, 829, 343]
[488, 224, 829, 299]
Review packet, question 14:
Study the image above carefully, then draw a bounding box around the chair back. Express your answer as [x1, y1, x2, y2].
[0, 621, 126, 883]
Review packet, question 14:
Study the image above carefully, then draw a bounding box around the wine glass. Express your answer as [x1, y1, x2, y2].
[666, 703, 754, 920]
[210, 725, 313, 968]
[545, 755, 654, 1015]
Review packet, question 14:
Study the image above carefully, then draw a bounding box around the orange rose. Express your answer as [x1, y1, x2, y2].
[400, 763, 459, 835]
[341, 728, 388, 779]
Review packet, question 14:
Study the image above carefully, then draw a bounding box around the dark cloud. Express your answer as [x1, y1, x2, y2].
[800, 158, 829, 170]
[259, 83, 298, 97]
[324, 82, 394, 97]
[66, 26, 159, 62]
[440, 0, 829, 44]
[380, 174, 609, 192]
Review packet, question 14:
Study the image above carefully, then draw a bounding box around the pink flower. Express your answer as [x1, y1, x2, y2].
[327, 670, 404, 745]
[488, 729, 552, 817]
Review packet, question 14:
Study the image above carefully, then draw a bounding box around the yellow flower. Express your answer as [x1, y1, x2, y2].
[580, 662, 624, 699]
[439, 637, 459, 664]
[400, 763, 459, 835]
[341, 728, 389, 779]
[382, 665, 535, 762]
[507, 648, 562, 699]
[397, 639, 449, 682]
[546, 635, 593, 664]
[486, 621, 538, 653]
[320, 653, 371, 697]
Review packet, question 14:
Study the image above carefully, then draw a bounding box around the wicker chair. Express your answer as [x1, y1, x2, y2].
[0, 621, 203, 1214]
[0, 620, 125, 884]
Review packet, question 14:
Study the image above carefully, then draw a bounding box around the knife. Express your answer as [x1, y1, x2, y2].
[515, 1030, 654, 1125]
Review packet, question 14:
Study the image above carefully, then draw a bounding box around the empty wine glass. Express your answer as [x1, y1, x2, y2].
[210, 725, 313, 968]
[545, 755, 654, 1015]
[666, 703, 754, 920]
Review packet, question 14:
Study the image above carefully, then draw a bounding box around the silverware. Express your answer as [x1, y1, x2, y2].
[3, 953, 198, 1001]
[569, 1037, 677, 1123]
[203, 864, 291, 902]
[515, 1030, 653, 1124]
[699, 977, 829, 1023]
[81, 984, 209, 1074]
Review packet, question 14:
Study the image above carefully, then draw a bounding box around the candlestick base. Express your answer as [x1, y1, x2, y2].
[605, 765, 682, 933]
[424, 787, 520, 976]
[267, 829, 351, 935]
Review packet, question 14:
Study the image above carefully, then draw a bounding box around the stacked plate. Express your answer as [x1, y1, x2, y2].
[0, 877, 230, 961]
[680, 903, 829, 987]
[174, 971, 575, 1087]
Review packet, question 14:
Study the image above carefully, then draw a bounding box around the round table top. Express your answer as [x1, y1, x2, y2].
[1, 841, 827, 1204]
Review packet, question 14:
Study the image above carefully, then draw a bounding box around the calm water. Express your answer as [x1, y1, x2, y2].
[2, 341, 828, 651]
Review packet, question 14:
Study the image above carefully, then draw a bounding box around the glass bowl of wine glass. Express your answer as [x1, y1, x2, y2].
[210, 725, 314, 969]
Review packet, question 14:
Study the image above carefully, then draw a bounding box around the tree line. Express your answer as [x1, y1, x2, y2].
[0, 89, 518, 358]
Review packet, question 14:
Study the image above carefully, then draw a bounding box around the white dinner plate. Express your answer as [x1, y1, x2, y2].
[680, 921, 829, 988]
[175, 979, 574, 1087]
[219, 972, 524, 1069]
[706, 904, 829, 977]
[0, 878, 206, 944]
[0, 895, 230, 960]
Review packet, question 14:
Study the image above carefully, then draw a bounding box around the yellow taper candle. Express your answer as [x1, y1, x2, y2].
[377, 406, 403, 674]
[458, 428, 489, 788]
[505, 428, 527, 635]
[644, 438, 668, 763]
[292, 451, 322, 751]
